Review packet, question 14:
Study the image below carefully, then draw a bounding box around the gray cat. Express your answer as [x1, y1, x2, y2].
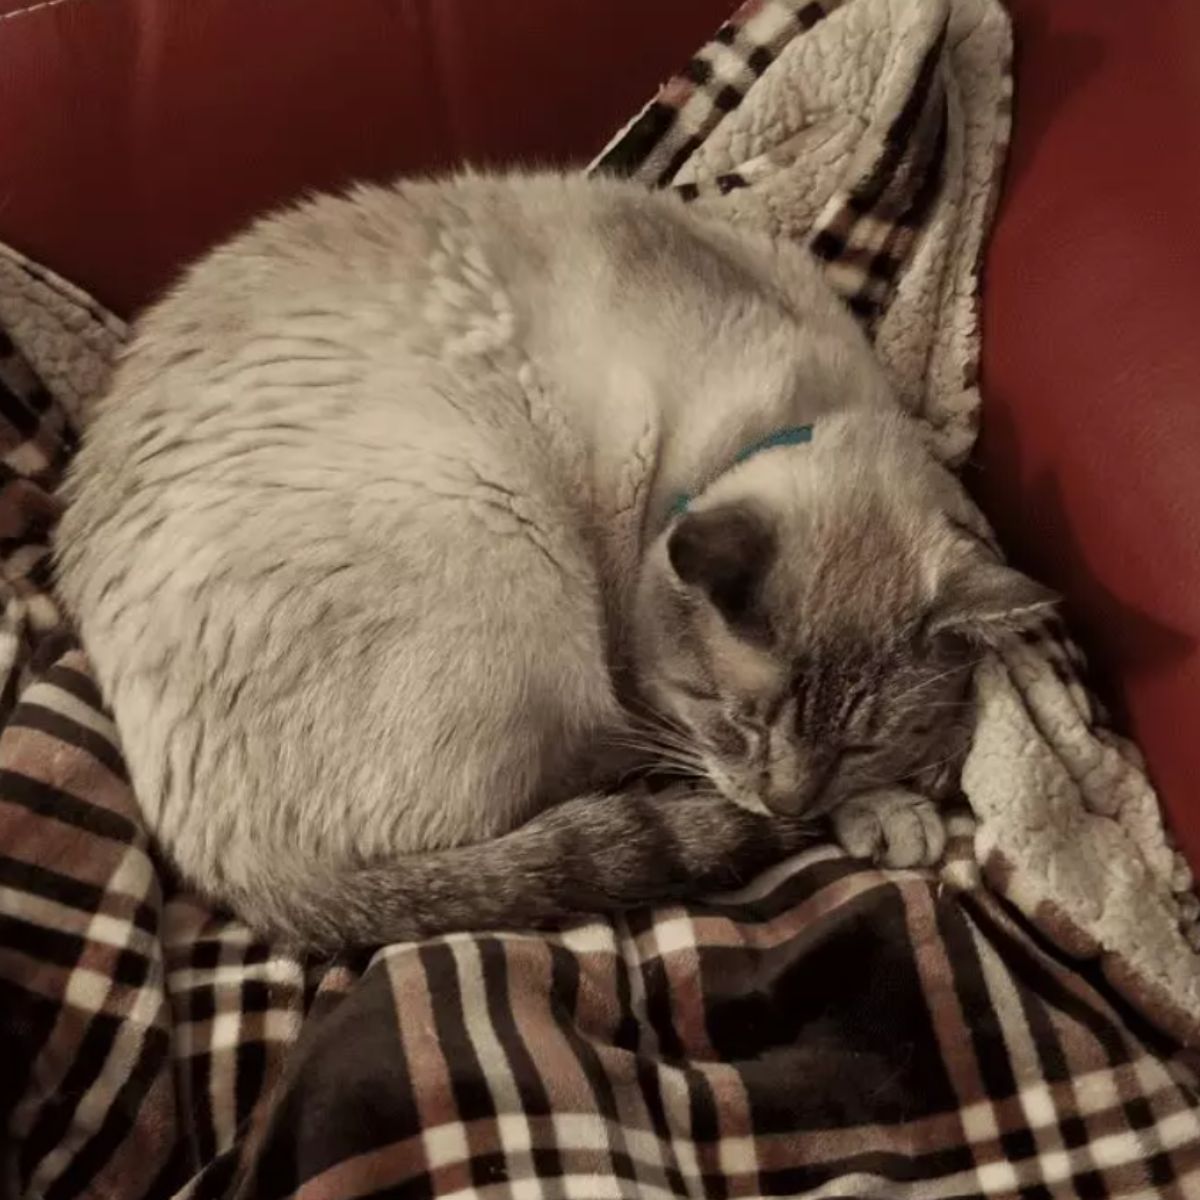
[55, 171, 1052, 953]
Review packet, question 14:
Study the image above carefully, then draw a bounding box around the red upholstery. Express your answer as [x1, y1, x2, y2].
[0, 0, 736, 315]
[979, 0, 1200, 870]
[2, 0, 1197, 867]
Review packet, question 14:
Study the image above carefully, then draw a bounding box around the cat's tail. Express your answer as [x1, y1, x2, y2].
[227, 786, 816, 956]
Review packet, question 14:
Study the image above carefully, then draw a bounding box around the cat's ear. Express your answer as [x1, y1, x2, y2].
[668, 503, 776, 629]
[928, 559, 1059, 646]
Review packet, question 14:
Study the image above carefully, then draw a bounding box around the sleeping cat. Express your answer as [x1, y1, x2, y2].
[55, 171, 1052, 953]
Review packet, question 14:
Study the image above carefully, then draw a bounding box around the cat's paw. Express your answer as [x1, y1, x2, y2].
[832, 789, 946, 869]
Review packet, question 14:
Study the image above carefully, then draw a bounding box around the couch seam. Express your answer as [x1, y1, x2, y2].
[0, 0, 91, 28]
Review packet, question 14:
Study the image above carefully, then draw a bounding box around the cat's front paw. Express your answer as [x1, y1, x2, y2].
[832, 789, 946, 869]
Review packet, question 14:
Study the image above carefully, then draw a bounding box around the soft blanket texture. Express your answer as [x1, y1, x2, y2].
[1, 1, 1198, 1197]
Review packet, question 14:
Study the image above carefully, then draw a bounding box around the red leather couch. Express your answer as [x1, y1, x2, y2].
[3, 0, 1197, 870]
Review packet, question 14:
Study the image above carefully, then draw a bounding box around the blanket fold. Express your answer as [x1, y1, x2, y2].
[2, 1, 1198, 1197]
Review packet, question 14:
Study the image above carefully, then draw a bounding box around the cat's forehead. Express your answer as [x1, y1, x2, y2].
[764, 528, 931, 648]
[782, 623, 912, 683]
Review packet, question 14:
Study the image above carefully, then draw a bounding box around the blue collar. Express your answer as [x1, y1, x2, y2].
[669, 424, 812, 518]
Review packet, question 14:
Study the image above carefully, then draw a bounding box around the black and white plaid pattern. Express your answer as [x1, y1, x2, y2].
[2, 2, 1198, 1197]
[597, 0, 945, 324]
[599, 2, 843, 189]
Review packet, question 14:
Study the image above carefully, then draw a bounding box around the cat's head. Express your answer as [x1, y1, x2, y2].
[632, 408, 1055, 818]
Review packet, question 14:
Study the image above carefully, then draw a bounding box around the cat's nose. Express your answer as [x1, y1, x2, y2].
[763, 758, 834, 815]
[763, 775, 820, 816]
[763, 787, 810, 816]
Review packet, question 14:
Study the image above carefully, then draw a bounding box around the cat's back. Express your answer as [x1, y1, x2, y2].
[60, 174, 616, 569]
[109, 171, 711, 382]
[109, 169, 822, 395]
[53, 173, 662, 876]
[59, 171, 858, 657]
[51, 169, 884, 911]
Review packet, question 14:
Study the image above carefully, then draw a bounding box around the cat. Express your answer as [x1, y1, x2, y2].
[54, 171, 1053, 953]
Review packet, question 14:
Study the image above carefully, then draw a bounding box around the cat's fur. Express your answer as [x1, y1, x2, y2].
[55, 171, 1052, 952]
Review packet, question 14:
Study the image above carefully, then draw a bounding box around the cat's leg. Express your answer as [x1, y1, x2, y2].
[831, 789, 947, 869]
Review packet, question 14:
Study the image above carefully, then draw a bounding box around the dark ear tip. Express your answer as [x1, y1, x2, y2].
[930, 562, 1061, 646]
[1015, 578, 1062, 619]
[666, 504, 774, 588]
[665, 503, 776, 628]
[1038, 584, 1063, 609]
[666, 511, 708, 587]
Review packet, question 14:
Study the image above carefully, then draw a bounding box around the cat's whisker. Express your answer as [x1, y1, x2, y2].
[603, 730, 709, 775]
[57, 162, 1058, 952]
[605, 731, 701, 762]
[888, 661, 981, 710]
[631, 735, 706, 762]
[891, 671, 970, 707]
[627, 711, 693, 745]
[639, 761, 704, 778]
[915, 748, 970, 777]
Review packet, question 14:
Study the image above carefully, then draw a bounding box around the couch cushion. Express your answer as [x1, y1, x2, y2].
[979, 0, 1200, 870]
[3, 0, 1196, 870]
[0, 0, 736, 316]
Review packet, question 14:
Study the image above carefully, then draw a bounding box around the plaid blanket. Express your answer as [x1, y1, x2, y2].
[2, 1, 1199, 1197]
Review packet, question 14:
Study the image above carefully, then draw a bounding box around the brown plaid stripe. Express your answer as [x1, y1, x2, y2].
[3, 2, 1200, 1197]
[807, 18, 949, 323]
[599, 1, 845, 191]
[189, 862, 1200, 1198]
[596, 0, 946, 324]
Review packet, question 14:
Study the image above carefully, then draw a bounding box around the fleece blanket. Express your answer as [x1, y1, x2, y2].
[2, 1, 1198, 1197]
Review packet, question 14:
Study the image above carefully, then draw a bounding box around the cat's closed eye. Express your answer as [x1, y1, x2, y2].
[669, 680, 719, 703]
[707, 719, 750, 758]
[839, 743, 881, 758]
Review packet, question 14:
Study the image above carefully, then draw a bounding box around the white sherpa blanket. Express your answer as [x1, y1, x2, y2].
[0, 0, 1196, 1051]
[596, 0, 1200, 1044]
[7, 3, 1200, 1196]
